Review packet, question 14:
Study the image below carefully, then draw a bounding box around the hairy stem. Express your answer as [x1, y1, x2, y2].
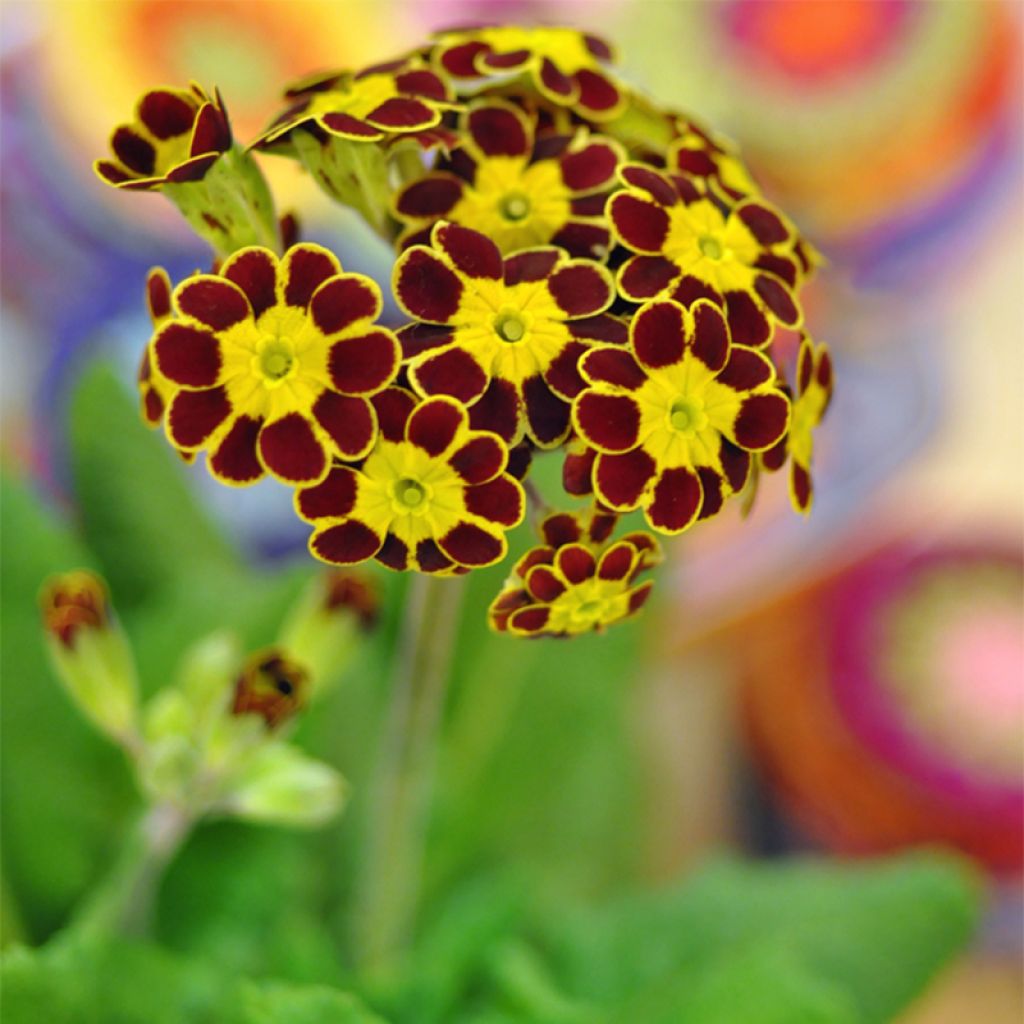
[353, 572, 465, 971]
[73, 802, 192, 942]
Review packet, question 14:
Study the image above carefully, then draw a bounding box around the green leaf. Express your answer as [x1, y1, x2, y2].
[545, 854, 979, 1024]
[68, 361, 239, 606]
[0, 935, 387, 1024]
[0, 472, 136, 942]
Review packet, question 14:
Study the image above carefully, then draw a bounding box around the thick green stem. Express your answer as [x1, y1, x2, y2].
[72, 802, 192, 942]
[353, 572, 465, 971]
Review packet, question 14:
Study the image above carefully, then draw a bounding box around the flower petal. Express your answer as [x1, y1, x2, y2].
[154, 323, 222, 387]
[580, 346, 646, 389]
[594, 448, 656, 508]
[209, 415, 263, 485]
[631, 300, 686, 369]
[560, 138, 619, 191]
[556, 544, 596, 584]
[433, 223, 503, 281]
[438, 522, 506, 567]
[523, 376, 571, 447]
[296, 465, 359, 522]
[503, 248, 561, 286]
[167, 387, 231, 448]
[394, 247, 464, 321]
[733, 393, 790, 451]
[313, 392, 376, 460]
[574, 392, 641, 452]
[449, 435, 505, 483]
[647, 467, 702, 534]
[408, 397, 466, 456]
[396, 174, 465, 219]
[258, 413, 329, 484]
[464, 476, 523, 527]
[411, 346, 489, 404]
[280, 244, 341, 308]
[466, 102, 531, 157]
[618, 255, 679, 300]
[310, 275, 382, 334]
[175, 277, 250, 330]
[328, 329, 400, 395]
[372, 388, 416, 441]
[365, 97, 437, 129]
[547, 262, 613, 317]
[312, 520, 384, 565]
[691, 301, 730, 372]
[222, 248, 278, 319]
[609, 193, 670, 252]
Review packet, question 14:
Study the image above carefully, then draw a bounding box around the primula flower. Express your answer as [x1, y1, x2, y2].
[152, 243, 400, 486]
[94, 82, 231, 190]
[609, 165, 805, 348]
[255, 60, 455, 149]
[394, 222, 623, 447]
[394, 99, 622, 259]
[762, 335, 834, 513]
[296, 390, 524, 574]
[232, 649, 308, 728]
[573, 298, 790, 533]
[489, 510, 661, 637]
[433, 26, 624, 121]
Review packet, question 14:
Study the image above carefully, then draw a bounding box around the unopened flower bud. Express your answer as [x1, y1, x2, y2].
[223, 743, 346, 827]
[231, 649, 308, 729]
[40, 570, 139, 744]
[277, 570, 378, 694]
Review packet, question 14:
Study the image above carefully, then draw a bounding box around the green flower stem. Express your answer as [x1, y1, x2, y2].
[72, 802, 193, 942]
[353, 572, 465, 971]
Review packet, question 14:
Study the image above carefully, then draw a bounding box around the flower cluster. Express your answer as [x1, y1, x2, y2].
[101, 23, 833, 637]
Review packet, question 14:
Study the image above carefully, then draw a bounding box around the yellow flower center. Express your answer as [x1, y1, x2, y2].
[258, 338, 297, 384]
[393, 477, 427, 510]
[698, 235, 723, 260]
[494, 311, 527, 343]
[499, 192, 531, 221]
[669, 397, 707, 434]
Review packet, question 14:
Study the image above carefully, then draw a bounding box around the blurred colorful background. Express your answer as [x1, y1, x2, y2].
[2, 1, 1022, 1020]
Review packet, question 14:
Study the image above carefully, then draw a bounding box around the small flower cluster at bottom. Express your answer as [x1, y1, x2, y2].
[490, 510, 661, 637]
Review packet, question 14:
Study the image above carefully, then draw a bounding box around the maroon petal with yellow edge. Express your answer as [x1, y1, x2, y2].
[509, 605, 551, 634]
[523, 377, 571, 447]
[464, 476, 523, 527]
[724, 290, 772, 348]
[394, 247, 464, 322]
[450, 434, 505, 484]
[320, 113, 384, 140]
[365, 97, 438, 130]
[791, 462, 813, 513]
[313, 392, 376, 460]
[408, 398, 465, 456]
[377, 535, 409, 572]
[415, 539, 457, 575]
[631, 300, 686, 369]
[691, 302, 730, 372]
[526, 565, 567, 602]
[539, 59, 577, 101]
[371, 388, 417, 442]
[647, 467, 702, 534]
[467, 379, 520, 443]
[396, 174, 465, 219]
[146, 268, 172, 321]
[580, 346, 646, 390]
[439, 522, 505, 567]
[280, 245, 341, 308]
[574, 392, 641, 452]
[732, 393, 790, 451]
[175, 277, 251, 331]
[560, 139, 619, 191]
[258, 414, 329, 485]
[467, 102, 531, 157]
[544, 341, 589, 400]
[556, 544, 596, 584]
[717, 346, 775, 391]
[222, 248, 278, 319]
[433, 222, 503, 281]
[754, 274, 801, 327]
[608, 193, 670, 252]
[327, 329, 400, 395]
[547, 262, 613, 317]
[563, 445, 596, 496]
[411, 346, 489, 405]
[503, 248, 561, 285]
[598, 542, 635, 581]
[575, 68, 622, 117]
[738, 202, 791, 246]
[312, 520, 384, 566]
[167, 388, 231, 449]
[619, 256, 680, 301]
[310, 275, 382, 334]
[154, 323, 222, 388]
[620, 165, 679, 205]
[594, 449, 656, 509]
[210, 416, 263, 485]
[296, 465, 359, 522]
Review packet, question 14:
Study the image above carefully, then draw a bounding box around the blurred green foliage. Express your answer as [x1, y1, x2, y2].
[1, 364, 980, 1021]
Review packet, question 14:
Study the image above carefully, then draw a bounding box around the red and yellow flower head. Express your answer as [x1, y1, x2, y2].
[152, 242, 401, 487]
[95, 82, 232, 191]
[432, 26, 625, 122]
[296, 390, 524, 574]
[609, 165, 805, 349]
[394, 98, 622, 259]
[394, 222, 624, 448]
[489, 509, 661, 637]
[573, 298, 791, 533]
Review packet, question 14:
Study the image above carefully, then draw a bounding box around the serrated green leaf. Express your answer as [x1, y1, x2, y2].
[68, 361, 239, 606]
